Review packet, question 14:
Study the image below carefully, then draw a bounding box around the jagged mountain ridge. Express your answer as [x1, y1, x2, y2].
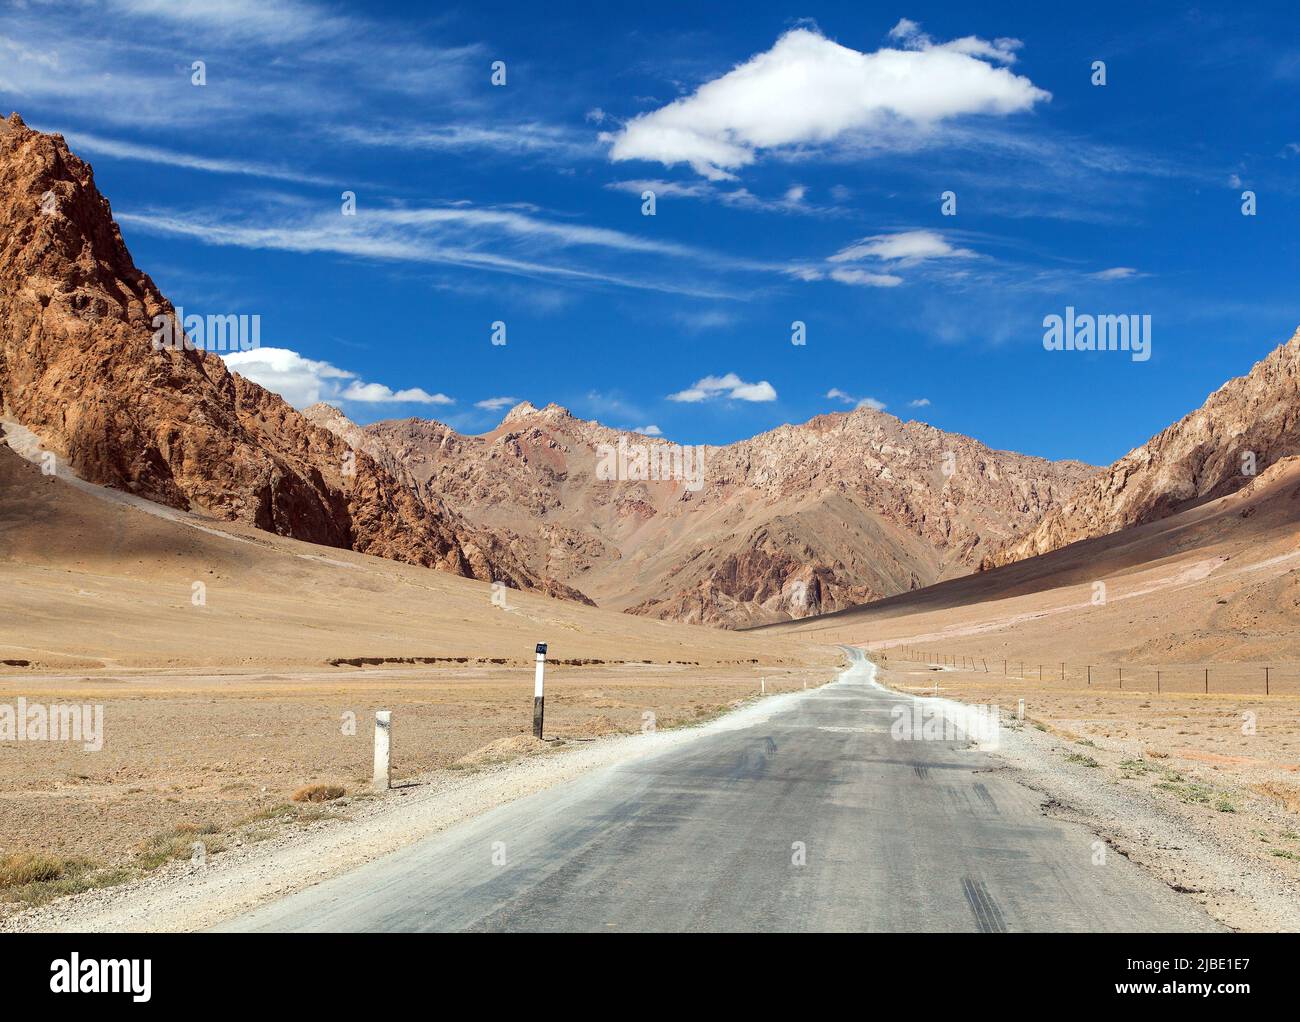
[306, 399, 1095, 627]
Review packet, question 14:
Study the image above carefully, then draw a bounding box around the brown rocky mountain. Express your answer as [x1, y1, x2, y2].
[0, 113, 585, 602]
[984, 328, 1300, 570]
[305, 400, 1095, 627]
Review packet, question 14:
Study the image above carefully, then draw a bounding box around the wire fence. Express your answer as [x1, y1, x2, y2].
[877, 646, 1300, 697]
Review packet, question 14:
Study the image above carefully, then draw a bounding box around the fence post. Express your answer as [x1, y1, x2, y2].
[1060, 662, 1065, 681]
[372, 710, 391, 792]
[1118, 667, 1122, 690]
[1265, 667, 1270, 696]
[1156, 670, 1161, 694]
[533, 642, 548, 739]
[1204, 668, 1209, 694]
[1087, 665, 1091, 685]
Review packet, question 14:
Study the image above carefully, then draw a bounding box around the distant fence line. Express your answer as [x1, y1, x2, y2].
[876, 646, 1295, 697]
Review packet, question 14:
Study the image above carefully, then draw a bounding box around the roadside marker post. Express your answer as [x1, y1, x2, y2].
[372, 710, 392, 792]
[1017, 698, 1025, 721]
[533, 643, 547, 739]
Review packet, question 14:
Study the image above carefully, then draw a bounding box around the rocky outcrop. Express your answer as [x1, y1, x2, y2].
[0, 113, 588, 603]
[983, 328, 1300, 569]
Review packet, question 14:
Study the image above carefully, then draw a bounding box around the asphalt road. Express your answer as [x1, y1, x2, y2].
[222, 650, 1217, 932]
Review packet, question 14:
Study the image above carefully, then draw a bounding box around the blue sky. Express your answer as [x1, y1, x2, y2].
[3, 0, 1298, 464]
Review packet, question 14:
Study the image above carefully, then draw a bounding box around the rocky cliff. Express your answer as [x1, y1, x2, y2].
[0, 113, 586, 602]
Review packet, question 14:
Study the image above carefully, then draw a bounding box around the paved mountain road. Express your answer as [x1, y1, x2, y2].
[221, 650, 1217, 932]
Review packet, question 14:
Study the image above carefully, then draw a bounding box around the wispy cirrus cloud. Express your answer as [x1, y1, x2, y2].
[48, 128, 338, 186]
[475, 395, 521, 411]
[604, 178, 840, 216]
[334, 122, 598, 161]
[1, 0, 486, 133]
[116, 199, 827, 299]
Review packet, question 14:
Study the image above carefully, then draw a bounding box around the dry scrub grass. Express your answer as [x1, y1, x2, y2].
[291, 784, 345, 803]
[0, 852, 130, 907]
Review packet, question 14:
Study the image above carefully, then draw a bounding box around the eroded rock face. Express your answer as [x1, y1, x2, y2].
[0, 113, 588, 603]
[983, 329, 1300, 570]
[307, 396, 1095, 628]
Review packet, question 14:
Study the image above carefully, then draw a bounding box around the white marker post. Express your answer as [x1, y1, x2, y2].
[761, 677, 766, 695]
[1017, 699, 1025, 721]
[533, 643, 547, 739]
[373, 710, 392, 792]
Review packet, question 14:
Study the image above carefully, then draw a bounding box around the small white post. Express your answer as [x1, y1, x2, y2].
[533, 642, 547, 739]
[1017, 698, 1025, 721]
[372, 710, 391, 792]
[761, 677, 766, 695]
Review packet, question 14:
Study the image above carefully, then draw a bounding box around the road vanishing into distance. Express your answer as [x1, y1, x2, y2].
[223, 649, 1217, 932]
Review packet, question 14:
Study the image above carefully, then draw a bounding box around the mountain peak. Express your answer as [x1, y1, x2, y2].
[502, 400, 574, 424]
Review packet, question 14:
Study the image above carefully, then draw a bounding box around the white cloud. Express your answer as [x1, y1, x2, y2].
[828, 388, 886, 411]
[668, 373, 777, 403]
[825, 229, 975, 287]
[475, 395, 521, 410]
[632, 425, 663, 436]
[908, 397, 932, 407]
[829, 268, 904, 288]
[1090, 266, 1141, 280]
[222, 347, 452, 409]
[888, 18, 1024, 65]
[829, 230, 975, 265]
[607, 26, 1049, 180]
[341, 381, 452, 404]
